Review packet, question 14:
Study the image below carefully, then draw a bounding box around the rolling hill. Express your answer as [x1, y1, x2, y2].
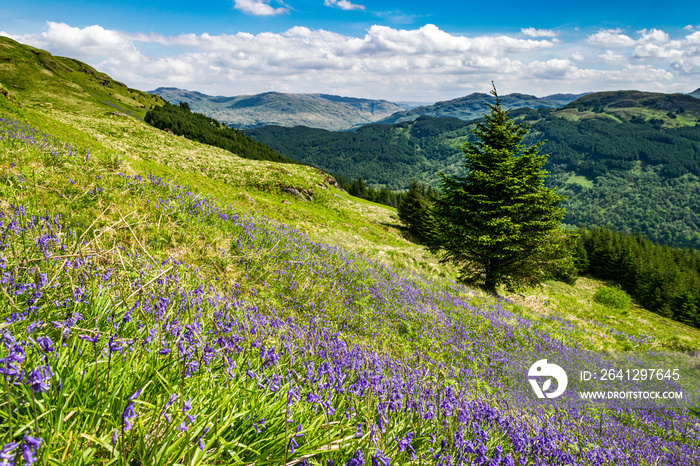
[560, 90, 700, 124]
[150, 87, 405, 131]
[375, 92, 587, 124]
[0, 36, 162, 117]
[1, 37, 700, 466]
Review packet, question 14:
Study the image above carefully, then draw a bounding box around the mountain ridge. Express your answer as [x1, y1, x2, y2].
[149, 87, 405, 131]
[375, 91, 589, 125]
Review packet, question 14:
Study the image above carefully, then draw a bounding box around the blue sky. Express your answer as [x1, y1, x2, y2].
[2, 0, 700, 100]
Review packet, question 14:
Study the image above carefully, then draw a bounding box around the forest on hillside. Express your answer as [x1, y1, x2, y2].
[247, 111, 700, 249]
[577, 227, 700, 329]
[246, 116, 472, 189]
[531, 113, 700, 178]
[145, 101, 296, 164]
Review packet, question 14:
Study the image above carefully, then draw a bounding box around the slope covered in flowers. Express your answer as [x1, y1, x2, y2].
[0, 100, 699, 466]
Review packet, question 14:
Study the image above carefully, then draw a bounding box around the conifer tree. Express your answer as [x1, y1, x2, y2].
[428, 84, 567, 293]
[349, 176, 368, 199]
[397, 179, 430, 239]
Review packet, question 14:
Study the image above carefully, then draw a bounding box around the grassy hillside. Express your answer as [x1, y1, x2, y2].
[151, 87, 405, 131]
[0, 37, 163, 119]
[144, 101, 296, 165]
[1, 39, 700, 465]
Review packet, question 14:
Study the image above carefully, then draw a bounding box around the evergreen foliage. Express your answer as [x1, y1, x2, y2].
[579, 226, 700, 328]
[334, 174, 407, 208]
[145, 101, 295, 164]
[397, 178, 432, 240]
[246, 117, 470, 190]
[534, 116, 700, 179]
[428, 86, 568, 293]
[348, 175, 368, 198]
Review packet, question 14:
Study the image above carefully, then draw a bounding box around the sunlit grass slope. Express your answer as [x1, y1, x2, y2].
[0, 36, 161, 119]
[1, 37, 699, 465]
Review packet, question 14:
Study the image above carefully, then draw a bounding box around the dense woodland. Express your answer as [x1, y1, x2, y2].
[248, 111, 700, 249]
[246, 116, 471, 189]
[529, 111, 700, 179]
[145, 101, 295, 164]
[575, 227, 700, 329]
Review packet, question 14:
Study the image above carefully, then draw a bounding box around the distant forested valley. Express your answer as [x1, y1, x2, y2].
[247, 110, 700, 249]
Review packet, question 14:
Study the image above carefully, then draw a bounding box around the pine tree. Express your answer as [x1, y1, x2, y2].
[349, 176, 368, 199]
[397, 179, 430, 239]
[428, 84, 566, 293]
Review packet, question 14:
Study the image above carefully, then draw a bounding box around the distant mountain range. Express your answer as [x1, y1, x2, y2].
[562, 90, 700, 117]
[152, 88, 594, 130]
[152, 87, 700, 131]
[149, 87, 405, 131]
[375, 92, 591, 124]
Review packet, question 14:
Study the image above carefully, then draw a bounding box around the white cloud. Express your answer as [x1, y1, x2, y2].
[521, 27, 558, 38]
[9, 21, 140, 61]
[587, 29, 635, 47]
[633, 42, 683, 59]
[636, 28, 670, 44]
[684, 25, 694, 31]
[324, 0, 365, 11]
[683, 31, 700, 46]
[7, 21, 700, 100]
[233, 0, 288, 16]
[599, 50, 624, 62]
[672, 57, 700, 74]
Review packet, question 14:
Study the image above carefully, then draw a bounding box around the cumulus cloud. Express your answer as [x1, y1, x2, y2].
[324, 0, 365, 11]
[233, 0, 288, 16]
[521, 27, 558, 38]
[9, 21, 140, 61]
[672, 57, 700, 74]
[7, 21, 700, 100]
[587, 29, 635, 47]
[599, 50, 624, 62]
[637, 28, 670, 44]
[634, 42, 683, 59]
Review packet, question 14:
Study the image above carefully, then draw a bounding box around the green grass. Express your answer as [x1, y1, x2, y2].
[0, 36, 162, 118]
[2, 37, 700, 464]
[565, 174, 594, 188]
[3, 34, 699, 358]
[4, 78, 698, 356]
[512, 277, 700, 352]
